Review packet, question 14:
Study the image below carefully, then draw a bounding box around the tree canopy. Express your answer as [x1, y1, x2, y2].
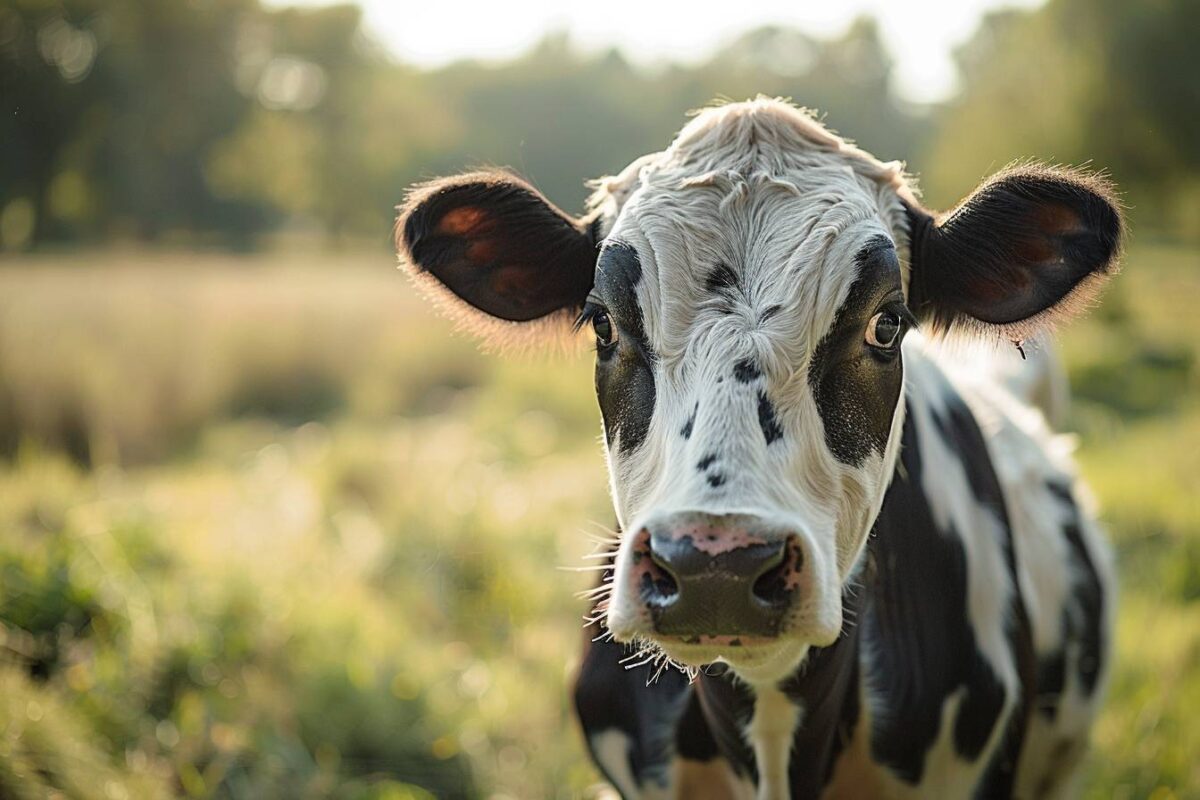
[1, 0, 1195, 250]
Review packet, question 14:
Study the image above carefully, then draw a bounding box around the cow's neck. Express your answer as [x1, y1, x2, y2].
[695, 405, 921, 795]
[696, 586, 865, 796]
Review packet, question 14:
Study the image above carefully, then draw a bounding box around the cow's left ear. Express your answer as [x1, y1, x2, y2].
[905, 165, 1123, 335]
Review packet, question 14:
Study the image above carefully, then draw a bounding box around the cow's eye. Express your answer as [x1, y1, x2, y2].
[866, 310, 902, 349]
[592, 309, 617, 347]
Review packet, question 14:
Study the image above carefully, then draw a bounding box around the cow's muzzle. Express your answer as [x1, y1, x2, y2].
[626, 511, 805, 639]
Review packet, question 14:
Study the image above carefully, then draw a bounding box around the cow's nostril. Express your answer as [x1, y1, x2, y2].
[752, 536, 802, 606]
[632, 528, 679, 603]
[646, 550, 679, 599]
[752, 560, 790, 605]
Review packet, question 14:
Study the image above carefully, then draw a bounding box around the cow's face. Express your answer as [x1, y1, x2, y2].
[398, 99, 1121, 680]
[582, 132, 914, 676]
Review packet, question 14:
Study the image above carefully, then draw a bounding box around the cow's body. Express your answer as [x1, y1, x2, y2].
[397, 98, 1122, 800]
[576, 337, 1113, 799]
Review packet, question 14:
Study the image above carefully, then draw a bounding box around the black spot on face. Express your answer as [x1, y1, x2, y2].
[757, 390, 783, 445]
[706, 263, 739, 292]
[733, 359, 761, 383]
[807, 236, 905, 466]
[681, 402, 697, 439]
[707, 473, 726, 488]
[697, 453, 717, 471]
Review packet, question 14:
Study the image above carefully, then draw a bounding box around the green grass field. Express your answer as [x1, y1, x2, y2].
[0, 243, 1197, 799]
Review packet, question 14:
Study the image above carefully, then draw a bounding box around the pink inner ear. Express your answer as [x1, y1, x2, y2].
[467, 238, 497, 264]
[1013, 204, 1083, 266]
[490, 264, 541, 298]
[1014, 236, 1058, 266]
[437, 206, 489, 236]
[1034, 203, 1085, 236]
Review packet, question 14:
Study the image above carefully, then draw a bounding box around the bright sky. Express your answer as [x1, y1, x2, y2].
[273, 0, 1046, 104]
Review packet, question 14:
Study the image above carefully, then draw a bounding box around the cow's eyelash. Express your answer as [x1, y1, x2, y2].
[574, 302, 605, 333]
[883, 299, 919, 331]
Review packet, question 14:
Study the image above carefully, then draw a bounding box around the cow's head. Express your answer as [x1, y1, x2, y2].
[397, 99, 1121, 681]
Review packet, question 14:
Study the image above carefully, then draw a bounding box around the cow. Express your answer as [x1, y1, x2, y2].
[395, 98, 1121, 799]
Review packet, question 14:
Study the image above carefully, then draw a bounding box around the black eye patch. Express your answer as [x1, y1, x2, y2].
[591, 241, 656, 454]
[593, 241, 648, 345]
[806, 238, 906, 465]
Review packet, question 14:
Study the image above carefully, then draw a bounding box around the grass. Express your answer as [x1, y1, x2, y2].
[0, 242, 1197, 798]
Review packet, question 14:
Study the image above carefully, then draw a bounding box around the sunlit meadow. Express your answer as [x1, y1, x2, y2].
[0, 242, 1196, 798]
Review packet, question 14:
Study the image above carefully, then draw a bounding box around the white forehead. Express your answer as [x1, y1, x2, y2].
[589, 98, 915, 237]
[588, 98, 915, 356]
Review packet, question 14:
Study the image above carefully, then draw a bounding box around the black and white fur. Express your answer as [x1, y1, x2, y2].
[396, 98, 1122, 799]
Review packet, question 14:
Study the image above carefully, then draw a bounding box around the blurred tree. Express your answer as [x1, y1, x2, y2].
[0, 4, 922, 248]
[0, 0, 370, 248]
[0, 0, 107, 246]
[919, 0, 1200, 239]
[0, 0, 264, 245]
[3, 0, 1195, 248]
[416, 19, 919, 215]
[204, 3, 376, 242]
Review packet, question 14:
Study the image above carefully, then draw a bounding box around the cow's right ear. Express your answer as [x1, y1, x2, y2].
[396, 170, 598, 324]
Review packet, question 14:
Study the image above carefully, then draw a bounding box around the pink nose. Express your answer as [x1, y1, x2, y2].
[626, 512, 805, 638]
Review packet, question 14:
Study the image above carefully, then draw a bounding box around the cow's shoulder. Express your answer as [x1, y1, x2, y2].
[857, 341, 1030, 797]
[931, 344, 1116, 797]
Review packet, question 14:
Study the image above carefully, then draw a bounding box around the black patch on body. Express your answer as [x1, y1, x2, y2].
[926, 381, 1041, 782]
[807, 238, 904, 466]
[1035, 627, 1069, 719]
[864, 401, 1029, 793]
[1046, 479, 1107, 697]
[926, 387, 1040, 784]
[692, 665, 757, 782]
[674, 688, 722, 763]
[575, 634, 691, 792]
[593, 242, 656, 454]
[783, 624, 864, 795]
[757, 391, 783, 445]
[691, 591, 864, 797]
[573, 550, 701, 793]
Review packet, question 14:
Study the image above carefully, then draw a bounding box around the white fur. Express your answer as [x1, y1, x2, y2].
[591, 730, 640, 799]
[746, 687, 802, 800]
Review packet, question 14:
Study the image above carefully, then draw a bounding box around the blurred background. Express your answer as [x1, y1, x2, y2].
[0, 0, 1197, 797]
